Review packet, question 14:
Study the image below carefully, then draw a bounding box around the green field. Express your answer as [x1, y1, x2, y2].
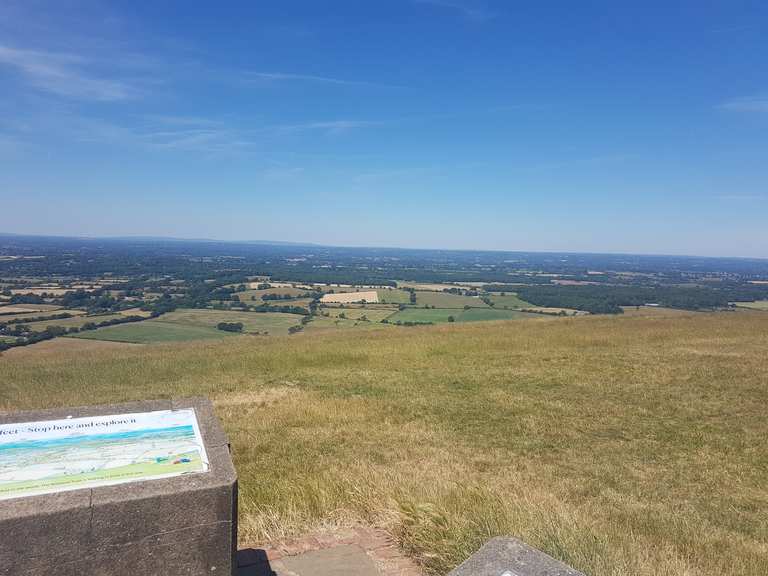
[153, 309, 304, 335]
[321, 307, 396, 322]
[386, 308, 458, 323]
[70, 321, 238, 343]
[388, 307, 537, 324]
[262, 298, 314, 311]
[304, 316, 393, 333]
[456, 308, 538, 322]
[2, 313, 766, 575]
[736, 300, 768, 310]
[487, 293, 533, 309]
[0, 309, 84, 324]
[414, 291, 488, 308]
[376, 288, 413, 304]
[23, 313, 126, 331]
[237, 287, 309, 302]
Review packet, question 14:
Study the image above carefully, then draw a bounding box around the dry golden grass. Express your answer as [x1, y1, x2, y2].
[2, 337, 140, 358]
[1, 313, 767, 575]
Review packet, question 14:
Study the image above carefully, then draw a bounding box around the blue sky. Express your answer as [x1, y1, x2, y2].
[0, 1, 766, 257]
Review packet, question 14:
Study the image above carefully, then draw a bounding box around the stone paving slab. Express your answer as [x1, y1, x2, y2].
[238, 525, 423, 576]
[280, 544, 380, 576]
[447, 537, 585, 576]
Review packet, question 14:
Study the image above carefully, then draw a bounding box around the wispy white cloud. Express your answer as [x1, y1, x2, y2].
[63, 115, 257, 155]
[276, 119, 383, 136]
[0, 45, 138, 101]
[414, 0, 494, 21]
[245, 71, 403, 89]
[717, 96, 768, 113]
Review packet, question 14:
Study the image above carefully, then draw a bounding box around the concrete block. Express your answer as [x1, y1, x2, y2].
[0, 398, 237, 576]
[448, 537, 585, 576]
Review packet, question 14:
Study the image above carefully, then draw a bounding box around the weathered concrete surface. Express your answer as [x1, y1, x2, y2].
[0, 397, 237, 576]
[280, 545, 381, 576]
[448, 537, 585, 576]
[237, 525, 423, 576]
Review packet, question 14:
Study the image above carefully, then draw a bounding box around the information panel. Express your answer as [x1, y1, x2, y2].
[0, 409, 209, 500]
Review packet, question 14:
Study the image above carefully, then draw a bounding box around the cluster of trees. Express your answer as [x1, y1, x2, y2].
[261, 293, 296, 301]
[515, 285, 750, 314]
[444, 287, 478, 296]
[216, 322, 243, 333]
[251, 304, 309, 315]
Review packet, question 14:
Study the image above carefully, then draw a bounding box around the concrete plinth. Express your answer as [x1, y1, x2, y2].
[448, 537, 584, 576]
[0, 398, 237, 576]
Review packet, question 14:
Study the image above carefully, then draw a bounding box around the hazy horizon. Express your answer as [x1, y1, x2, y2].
[1, 1, 766, 258]
[2, 230, 767, 261]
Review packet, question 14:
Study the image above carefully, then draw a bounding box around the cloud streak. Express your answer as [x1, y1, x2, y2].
[245, 71, 403, 89]
[718, 96, 768, 113]
[0, 45, 137, 101]
[275, 119, 383, 136]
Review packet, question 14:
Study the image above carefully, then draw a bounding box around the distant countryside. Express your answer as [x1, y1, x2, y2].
[2, 236, 768, 352]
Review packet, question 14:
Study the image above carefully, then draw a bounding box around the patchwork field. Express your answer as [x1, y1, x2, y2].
[620, 306, 698, 317]
[487, 293, 533, 309]
[23, 313, 126, 331]
[118, 307, 154, 318]
[0, 304, 63, 315]
[386, 308, 458, 323]
[414, 291, 488, 309]
[457, 308, 539, 322]
[9, 288, 73, 296]
[262, 298, 314, 311]
[320, 290, 379, 304]
[2, 313, 766, 575]
[736, 300, 768, 310]
[238, 287, 309, 301]
[304, 316, 393, 333]
[152, 309, 304, 335]
[70, 320, 238, 343]
[0, 309, 86, 323]
[388, 307, 539, 324]
[321, 308, 396, 322]
[376, 288, 413, 304]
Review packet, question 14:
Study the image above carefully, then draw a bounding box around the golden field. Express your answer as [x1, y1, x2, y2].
[1, 312, 766, 575]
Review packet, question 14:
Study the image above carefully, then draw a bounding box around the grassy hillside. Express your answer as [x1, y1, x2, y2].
[2, 313, 767, 575]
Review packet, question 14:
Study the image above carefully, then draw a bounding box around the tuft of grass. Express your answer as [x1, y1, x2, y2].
[2, 313, 767, 575]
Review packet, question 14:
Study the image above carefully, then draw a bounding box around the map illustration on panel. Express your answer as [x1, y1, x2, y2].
[0, 409, 209, 500]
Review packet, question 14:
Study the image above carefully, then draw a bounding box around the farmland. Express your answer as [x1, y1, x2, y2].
[0, 309, 86, 323]
[736, 300, 768, 310]
[388, 307, 539, 324]
[376, 288, 413, 304]
[157, 309, 304, 335]
[321, 307, 397, 322]
[487, 293, 532, 309]
[71, 320, 238, 343]
[2, 312, 766, 575]
[414, 291, 488, 309]
[24, 313, 126, 331]
[320, 290, 379, 304]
